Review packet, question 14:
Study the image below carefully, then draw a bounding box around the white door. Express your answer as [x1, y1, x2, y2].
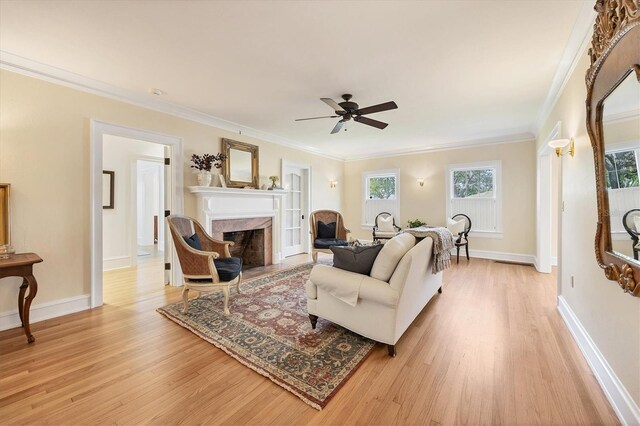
[163, 146, 172, 284]
[283, 164, 309, 257]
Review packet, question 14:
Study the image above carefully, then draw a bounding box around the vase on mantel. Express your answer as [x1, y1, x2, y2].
[197, 171, 212, 187]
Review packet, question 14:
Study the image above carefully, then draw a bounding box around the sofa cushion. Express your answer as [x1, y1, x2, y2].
[183, 233, 202, 250]
[330, 244, 383, 275]
[370, 233, 416, 282]
[314, 238, 348, 249]
[317, 221, 337, 238]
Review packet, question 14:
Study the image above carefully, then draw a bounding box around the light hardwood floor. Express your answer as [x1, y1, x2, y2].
[0, 254, 619, 425]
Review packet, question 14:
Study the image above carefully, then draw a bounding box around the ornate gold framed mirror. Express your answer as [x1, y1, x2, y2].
[221, 139, 259, 188]
[586, 0, 640, 296]
[0, 183, 11, 246]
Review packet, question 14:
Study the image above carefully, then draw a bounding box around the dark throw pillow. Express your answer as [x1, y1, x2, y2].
[330, 244, 384, 275]
[317, 221, 337, 239]
[183, 233, 202, 250]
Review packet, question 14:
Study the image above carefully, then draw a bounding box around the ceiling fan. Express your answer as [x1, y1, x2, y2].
[295, 94, 398, 134]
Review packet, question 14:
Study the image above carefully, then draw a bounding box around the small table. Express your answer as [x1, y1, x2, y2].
[0, 253, 43, 343]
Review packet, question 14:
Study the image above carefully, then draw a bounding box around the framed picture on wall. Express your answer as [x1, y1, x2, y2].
[102, 171, 114, 209]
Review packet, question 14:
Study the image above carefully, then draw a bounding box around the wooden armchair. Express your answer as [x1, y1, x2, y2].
[309, 210, 350, 262]
[167, 215, 242, 315]
[450, 214, 472, 264]
[622, 209, 640, 260]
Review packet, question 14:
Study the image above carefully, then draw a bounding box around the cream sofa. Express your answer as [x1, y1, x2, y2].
[305, 233, 443, 356]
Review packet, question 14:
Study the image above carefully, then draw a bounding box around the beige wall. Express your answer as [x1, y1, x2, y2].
[342, 140, 537, 256]
[537, 52, 640, 405]
[0, 69, 343, 314]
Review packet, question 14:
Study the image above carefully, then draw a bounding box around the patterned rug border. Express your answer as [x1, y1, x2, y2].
[157, 262, 374, 410]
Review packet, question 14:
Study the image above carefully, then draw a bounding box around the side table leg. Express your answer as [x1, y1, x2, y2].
[18, 279, 28, 326]
[22, 275, 38, 343]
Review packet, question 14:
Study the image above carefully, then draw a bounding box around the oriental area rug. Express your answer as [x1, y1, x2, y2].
[157, 263, 375, 410]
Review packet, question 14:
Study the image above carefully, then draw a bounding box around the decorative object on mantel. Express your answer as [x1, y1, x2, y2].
[268, 175, 279, 190]
[585, 0, 640, 297]
[190, 153, 226, 187]
[157, 262, 374, 410]
[0, 244, 15, 259]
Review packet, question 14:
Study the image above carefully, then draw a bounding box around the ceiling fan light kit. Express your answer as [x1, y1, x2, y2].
[296, 94, 398, 134]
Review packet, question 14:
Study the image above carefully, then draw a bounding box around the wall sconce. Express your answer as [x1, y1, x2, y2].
[548, 138, 574, 157]
[330, 180, 338, 188]
[417, 178, 425, 187]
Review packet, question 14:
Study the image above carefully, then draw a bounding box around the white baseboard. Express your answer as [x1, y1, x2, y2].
[103, 255, 132, 271]
[557, 296, 640, 425]
[451, 248, 535, 265]
[0, 294, 91, 331]
[551, 256, 558, 266]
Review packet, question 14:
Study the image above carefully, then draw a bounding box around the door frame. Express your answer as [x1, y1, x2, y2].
[281, 160, 312, 256]
[90, 120, 184, 308]
[536, 121, 561, 274]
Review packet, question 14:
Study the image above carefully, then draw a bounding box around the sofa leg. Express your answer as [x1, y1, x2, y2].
[309, 314, 318, 329]
[438, 286, 442, 294]
[387, 344, 396, 357]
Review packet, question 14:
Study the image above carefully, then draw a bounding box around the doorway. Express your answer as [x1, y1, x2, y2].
[91, 121, 183, 308]
[282, 161, 311, 257]
[136, 159, 164, 261]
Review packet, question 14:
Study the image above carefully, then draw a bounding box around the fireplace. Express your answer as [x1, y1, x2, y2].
[211, 217, 273, 268]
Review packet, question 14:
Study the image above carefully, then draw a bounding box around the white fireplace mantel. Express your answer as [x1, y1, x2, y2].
[188, 186, 287, 262]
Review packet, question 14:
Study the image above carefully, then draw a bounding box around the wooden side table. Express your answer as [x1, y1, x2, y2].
[0, 253, 43, 343]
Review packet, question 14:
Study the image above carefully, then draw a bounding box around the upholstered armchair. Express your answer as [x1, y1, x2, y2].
[372, 212, 401, 241]
[309, 210, 350, 262]
[167, 215, 242, 315]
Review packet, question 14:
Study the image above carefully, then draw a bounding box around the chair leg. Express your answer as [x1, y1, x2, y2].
[465, 244, 470, 261]
[182, 287, 190, 314]
[222, 286, 230, 316]
[438, 286, 442, 294]
[387, 344, 397, 357]
[309, 314, 318, 329]
[456, 246, 460, 264]
[312, 252, 318, 263]
[236, 272, 242, 294]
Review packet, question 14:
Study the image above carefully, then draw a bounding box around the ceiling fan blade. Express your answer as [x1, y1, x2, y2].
[356, 101, 398, 116]
[295, 115, 338, 121]
[330, 120, 345, 134]
[354, 115, 388, 129]
[321, 98, 346, 113]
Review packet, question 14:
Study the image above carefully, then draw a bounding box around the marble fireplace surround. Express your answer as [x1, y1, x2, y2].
[188, 187, 287, 264]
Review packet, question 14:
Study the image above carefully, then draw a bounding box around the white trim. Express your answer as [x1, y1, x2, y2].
[281, 160, 312, 257]
[536, 122, 561, 273]
[604, 109, 640, 124]
[531, 3, 596, 136]
[344, 132, 534, 162]
[103, 255, 132, 271]
[557, 296, 640, 425]
[451, 248, 535, 265]
[91, 121, 184, 308]
[0, 294, 91, 331]
[550, 256, 558, 266]
[362, 169, 400, 227]
[0, 51, 343, 162]
[468, 231, 503, 239]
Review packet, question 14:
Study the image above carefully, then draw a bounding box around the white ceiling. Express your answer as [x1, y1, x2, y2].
[0, 0, 592, 160]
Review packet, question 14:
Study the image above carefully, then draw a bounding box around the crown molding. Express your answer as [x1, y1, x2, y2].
[531, 2, 596, 137]
[603, 108, 640, 124]
[0, 51, 344, 162]
[344, 131, 535, 162]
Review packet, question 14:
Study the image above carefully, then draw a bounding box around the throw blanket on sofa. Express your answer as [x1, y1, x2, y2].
[402, 226, 454, 273]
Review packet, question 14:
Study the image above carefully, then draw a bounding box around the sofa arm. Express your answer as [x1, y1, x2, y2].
[305, 279, 317, 300]
[309, 265, 399, 308]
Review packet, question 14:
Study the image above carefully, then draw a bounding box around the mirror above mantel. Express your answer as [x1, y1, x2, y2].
[586, 0, 640, 296]
[222, 139, 259, 189]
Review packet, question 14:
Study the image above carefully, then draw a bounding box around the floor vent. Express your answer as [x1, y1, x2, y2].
[493, 260, 534, 267]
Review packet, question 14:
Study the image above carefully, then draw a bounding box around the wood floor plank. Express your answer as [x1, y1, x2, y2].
[0, 253, 620, 425]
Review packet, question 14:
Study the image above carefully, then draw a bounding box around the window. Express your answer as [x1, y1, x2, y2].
[446, 161, 502, 236]
[605, 147, 639, 235]
[363, 170, 399, 226]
